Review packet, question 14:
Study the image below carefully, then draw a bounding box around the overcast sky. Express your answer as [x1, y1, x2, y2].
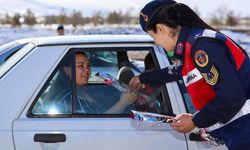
[178, 0, 250, 18]
[0, 0, 249, 19]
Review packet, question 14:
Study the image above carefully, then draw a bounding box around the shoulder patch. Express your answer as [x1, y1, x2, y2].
[194, 50, 209, 67]
[201, 65, 219, 86]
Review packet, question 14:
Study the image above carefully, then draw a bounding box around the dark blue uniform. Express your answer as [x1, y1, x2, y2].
[139, 26, 250, 149]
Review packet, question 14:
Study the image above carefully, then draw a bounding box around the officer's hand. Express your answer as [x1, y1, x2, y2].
[170, 113, 196, 133]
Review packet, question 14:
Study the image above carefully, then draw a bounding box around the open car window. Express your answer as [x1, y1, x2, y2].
[28, 47, 172, 117]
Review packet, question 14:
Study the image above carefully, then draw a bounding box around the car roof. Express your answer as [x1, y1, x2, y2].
[26, 34, 154, 46]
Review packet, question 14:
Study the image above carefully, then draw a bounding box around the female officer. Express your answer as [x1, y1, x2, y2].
[129, 0, 250, 149]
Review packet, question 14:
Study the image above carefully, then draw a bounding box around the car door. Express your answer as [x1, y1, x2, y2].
[13, 43, 188, 150]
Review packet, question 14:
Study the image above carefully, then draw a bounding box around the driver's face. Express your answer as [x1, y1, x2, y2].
[75, 54, 91, 86]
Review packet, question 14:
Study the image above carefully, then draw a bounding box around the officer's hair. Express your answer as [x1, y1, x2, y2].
[146, 3, 216, 32]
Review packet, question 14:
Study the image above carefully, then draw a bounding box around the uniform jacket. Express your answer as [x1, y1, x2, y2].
[139, 26, 250, 128]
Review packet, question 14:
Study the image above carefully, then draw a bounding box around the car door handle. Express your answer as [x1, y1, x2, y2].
[34, 134, 66, 143]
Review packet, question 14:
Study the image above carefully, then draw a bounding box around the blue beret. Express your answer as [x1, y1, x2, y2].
[139, 0, 176, 32]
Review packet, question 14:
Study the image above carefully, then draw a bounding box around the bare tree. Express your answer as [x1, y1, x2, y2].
[70, 10, 84, 27]
[92, 11, 104, 26]
[225, 11, 238, 26]
[210, 15, 223, 26]
[24, 9, 37, 26]
[209, 5, 229, 26]
[122, 10, 134, 24]
[58, 8, 66, 24]
[2, 13, 11, 24]
[11, 13, 21, 27]
[44, 15, 57, 24]
[106, 10, 123, 24]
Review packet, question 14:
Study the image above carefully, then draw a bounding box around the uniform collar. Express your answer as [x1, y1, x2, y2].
[174, 26, 192, 58]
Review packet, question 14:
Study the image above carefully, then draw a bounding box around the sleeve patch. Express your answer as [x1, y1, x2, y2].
[194, 50, 209, 67]
[201, 65, 219, 86]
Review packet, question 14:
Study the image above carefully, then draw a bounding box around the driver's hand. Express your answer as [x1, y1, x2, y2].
[129, 76, 144, 90]
[120, 89, 139, 105]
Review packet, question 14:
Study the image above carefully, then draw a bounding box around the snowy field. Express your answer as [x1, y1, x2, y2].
[0, 25, 250, 55]
[0, 24, 145, 45]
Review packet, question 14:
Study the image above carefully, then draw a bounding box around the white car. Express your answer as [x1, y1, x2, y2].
[0, 35, 227, 150]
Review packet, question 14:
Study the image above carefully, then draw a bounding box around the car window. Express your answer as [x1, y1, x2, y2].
[0, 43, 27, 66]
[0, 43, 34, 78]
[87, 51, 119, 83]
[31, 54, 73, 115]
[29, 47, 171, 117]
[177, 80, 196, 113]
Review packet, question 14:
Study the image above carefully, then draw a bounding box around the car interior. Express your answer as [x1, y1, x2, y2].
[29, 47, 172, 117]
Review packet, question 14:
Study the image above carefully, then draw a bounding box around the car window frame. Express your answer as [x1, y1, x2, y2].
[27, 46, 174, 118]
[0, 43, 28, 64]
[164, 51, 196, 114]
[0, 43, 35, 79]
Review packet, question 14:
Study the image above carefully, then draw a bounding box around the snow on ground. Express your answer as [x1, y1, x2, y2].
[0, 24, 145, 45]
[0, 24, 250, 54]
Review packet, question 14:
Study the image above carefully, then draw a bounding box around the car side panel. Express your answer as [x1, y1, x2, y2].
[13, 118, 187, 150]
[12, 44, 188, 150]
[0, 45, 67, 149]
[0, 132, 15, 150]
[0, 45, 68, 130]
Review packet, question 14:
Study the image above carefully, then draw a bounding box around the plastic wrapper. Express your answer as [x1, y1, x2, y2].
[131, 110, 224, 145]
[131, 110, 174, 123]
[95, 72, 127, 92]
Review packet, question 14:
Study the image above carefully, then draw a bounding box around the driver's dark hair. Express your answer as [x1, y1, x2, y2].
[45, 51, 88, 101]
[146, 3, 216, 32]
[62, 51, 87, 67]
